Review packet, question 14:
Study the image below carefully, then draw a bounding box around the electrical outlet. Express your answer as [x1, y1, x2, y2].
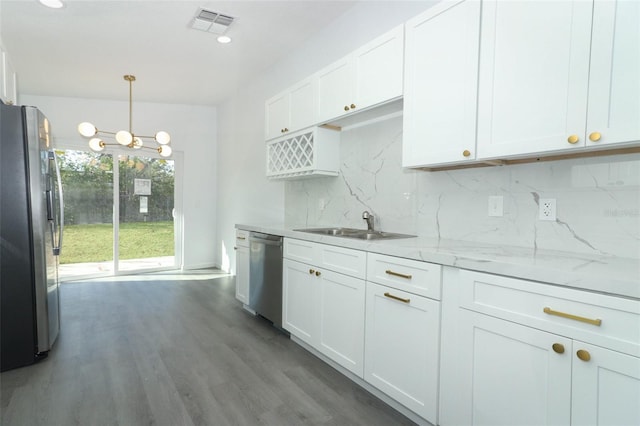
[488, 196, 503, 217]
[539, 198, 556, 221]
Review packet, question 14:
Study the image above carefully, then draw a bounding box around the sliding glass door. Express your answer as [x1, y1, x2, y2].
[117, 154, 175, 272]
[57, 149, 179, 280]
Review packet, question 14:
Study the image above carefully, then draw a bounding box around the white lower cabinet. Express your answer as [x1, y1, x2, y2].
[318, 269, 365, 376]
[283, 258, 318, 345]
[234, 230, 249, 304]
[440, 267, 640, 426]
[282, 239, 366, 377]
[571, 342, 640, 426]
[445, 309, 572, 425]
[364, 281, 440, 424]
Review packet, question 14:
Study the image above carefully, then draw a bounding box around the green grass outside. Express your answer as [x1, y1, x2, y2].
[60, 221, 174, 264]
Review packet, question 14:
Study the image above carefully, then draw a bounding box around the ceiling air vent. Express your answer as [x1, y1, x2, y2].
[191, 8, 235, 35]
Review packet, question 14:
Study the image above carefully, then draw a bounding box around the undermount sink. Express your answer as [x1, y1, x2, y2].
[294, 227, 416, 240]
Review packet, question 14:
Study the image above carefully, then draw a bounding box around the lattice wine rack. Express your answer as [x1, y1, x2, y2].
[266, 127, 340, 179]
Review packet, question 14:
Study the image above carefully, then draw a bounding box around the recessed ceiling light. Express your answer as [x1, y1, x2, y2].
[39, 0, 64, 9]
[217, 35, 232, 44]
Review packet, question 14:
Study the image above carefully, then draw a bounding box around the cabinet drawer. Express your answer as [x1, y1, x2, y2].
[367, 253, 442, 300]
[284, 238, 316, 264]
[284, 239, 366, 279]
[235, 229, 249, 248]
[318, 244, 366, 279]
[457, 269, 640, 357]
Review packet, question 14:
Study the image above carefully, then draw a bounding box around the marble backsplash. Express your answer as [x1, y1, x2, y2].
[284, 115, 640, 259]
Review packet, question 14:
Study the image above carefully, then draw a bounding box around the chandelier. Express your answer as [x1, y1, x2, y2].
[77, 75, 172, 157]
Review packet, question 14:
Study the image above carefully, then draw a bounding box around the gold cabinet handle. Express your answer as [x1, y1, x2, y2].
[463, 149, 471, 157]
[344, 105, 350, 111]
[237, 236, 246, 240]
[350, 103, 356, 109]
[552, 343, 565, 354]
[309, 269, 315, 274]
[315, 271, 321, 277]
[567, 134, 580, 144]
[233, 247, 237, 250]
[385, 269, 412, 280]
[543, 307, 602, 326]
[576, 349, 591, 362]
[589, 132, 601, 142]
[384, 292, 410, 304]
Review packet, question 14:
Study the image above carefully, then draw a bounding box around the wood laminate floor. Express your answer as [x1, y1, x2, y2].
[1, 270, 416, 426]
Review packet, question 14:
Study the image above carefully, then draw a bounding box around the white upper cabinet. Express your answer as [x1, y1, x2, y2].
[586, 0, 640, 148]
[476, 0, 639, 160]
[402, 0, 481, 168]
[265, 76, 316, 140]
[316, 25, 404, 124]
[476, 0, 593, 160]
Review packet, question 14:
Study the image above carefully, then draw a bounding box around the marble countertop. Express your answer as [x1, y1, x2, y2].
[236, 223, 640, 300]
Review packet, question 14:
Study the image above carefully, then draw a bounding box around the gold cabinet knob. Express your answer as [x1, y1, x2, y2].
[552, 343, 565, 354]
[463, 149, 471, 157]
[567, 135, 579, 144]
[315, 270, 321, 277]
[589, 132, 601, 142]
[344, 105, 350, 111]
[576, 349, 591, 362]
[233, 247, 237, 250]
[309, 269, 315, 274]
[350, 103, 356, 109]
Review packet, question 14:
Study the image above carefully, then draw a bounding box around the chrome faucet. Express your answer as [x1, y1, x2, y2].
[362, 210, 374, 232]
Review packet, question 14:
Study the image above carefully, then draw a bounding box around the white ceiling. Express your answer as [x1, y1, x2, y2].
[0, 0, 359, 105]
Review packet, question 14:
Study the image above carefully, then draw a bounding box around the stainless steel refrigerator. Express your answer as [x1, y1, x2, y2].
[1, 103, 63, 372]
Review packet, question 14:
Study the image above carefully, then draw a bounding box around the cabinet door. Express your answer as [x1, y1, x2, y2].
[441, 309, 572, 426]
[235, 245, 249, 304]
[364, 282, 440, 423]
[289, 77, 316, 133]
[586, 0, 640, 147]
[318, 269, 365, 377]
[265, 91, 290, 140]
[316, 57, 353, 123]
[403, 0, 480, 168]
[571, 342, 640, 426]
[476, 0, 593, 159]
[353, 25, 403, 112]
[282, 259, 318, 345]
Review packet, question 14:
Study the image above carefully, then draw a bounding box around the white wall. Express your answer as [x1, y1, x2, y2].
[215, 1, 436, 272]
[21, 94, 218, 270]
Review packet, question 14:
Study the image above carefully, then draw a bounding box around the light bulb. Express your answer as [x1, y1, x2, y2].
[78, 122, 97, 137]
[88, 138, 105, 152]
[39, 0, 64, 9]
[155, 131, 171, 145]
[132, 137, 143, 149]
[115, 130, 133, 145]
[158, 145, 172, 158]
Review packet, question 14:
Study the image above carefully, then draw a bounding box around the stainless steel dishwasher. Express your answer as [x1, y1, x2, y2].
[248, 232, 283, 328]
